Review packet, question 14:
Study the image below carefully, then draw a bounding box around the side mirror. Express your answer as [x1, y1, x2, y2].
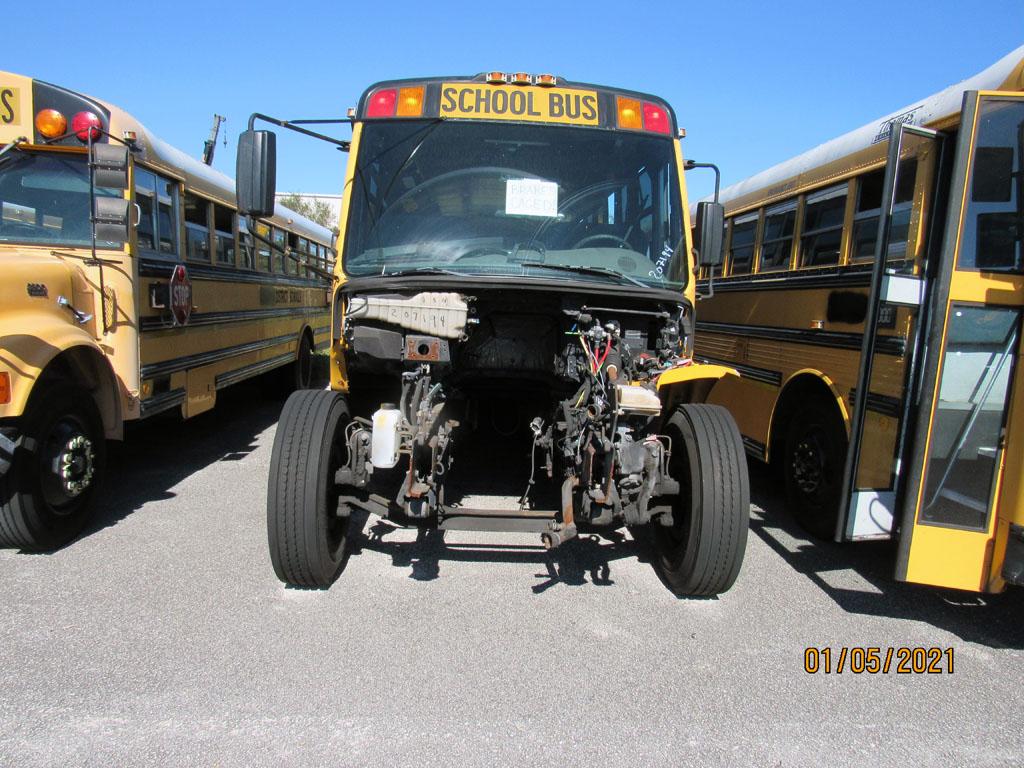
[94, 196, 129, 245]
[694, 201, 725, 267]
[972, 147, 1014, 203]
[236, 129, 277, 216]
[91, 143, 129, 189]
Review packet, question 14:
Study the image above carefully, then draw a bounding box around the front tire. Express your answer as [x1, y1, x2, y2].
[655, 404, 749, 596]
[291, 332, 315, 391]
[0, 383, 105, 550]
[267, 389, 350, 587]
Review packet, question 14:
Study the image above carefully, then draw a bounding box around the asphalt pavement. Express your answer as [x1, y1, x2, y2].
[1, 381, 1021, 767]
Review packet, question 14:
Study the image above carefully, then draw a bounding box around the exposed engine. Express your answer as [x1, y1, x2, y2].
[335, 287, 695, 547]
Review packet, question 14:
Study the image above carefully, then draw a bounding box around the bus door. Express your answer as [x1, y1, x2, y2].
[838, 123, 948, 543]
[895, 92, 1024, 591]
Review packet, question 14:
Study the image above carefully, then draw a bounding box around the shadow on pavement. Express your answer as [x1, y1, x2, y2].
[747, 461, 1024, 649]
[69, 378, 285, 548]
[348, 509, 653, 593]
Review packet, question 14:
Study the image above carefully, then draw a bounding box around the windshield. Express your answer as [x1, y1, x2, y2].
[344, 120, 687, 289]
[0, 150, 119, 248]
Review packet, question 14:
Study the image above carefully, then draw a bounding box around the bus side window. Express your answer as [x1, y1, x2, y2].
[134, 167, 157, 252]
[273, 227, 287, 272]
[256, 222, 271, 271]
[214, 204, 235, 265]
[184, 193, 211, 262]
[239, 218, 255, 270]
[728, 215, 757, 275]
[851, 161, 916, 262]
[156, 176, 179, 256]
[759, 200, 797, 272]
[800, 184, 846, 267]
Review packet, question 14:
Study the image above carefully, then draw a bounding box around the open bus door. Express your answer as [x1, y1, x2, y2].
[837, 122, 948, 545]
[894, 92, 1024, 592]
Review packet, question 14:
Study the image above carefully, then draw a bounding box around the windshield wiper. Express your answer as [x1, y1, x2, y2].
[381, 267, 464, 277]
[519, 261, 649, 289]
[0, 138, 28, 168]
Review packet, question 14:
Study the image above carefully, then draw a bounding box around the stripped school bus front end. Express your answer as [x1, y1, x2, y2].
[0, 72, 135, 550]
[238, 72, 748, 596]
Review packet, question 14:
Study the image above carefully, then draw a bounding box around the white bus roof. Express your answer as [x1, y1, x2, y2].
[710, 45, 1024, 211]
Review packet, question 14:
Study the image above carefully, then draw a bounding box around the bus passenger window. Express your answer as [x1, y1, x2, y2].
[851, 161, 916, 262]
[800, 185, 846, 267]
[273, 228, 287, 272]
[184, 193, 210, 261]
[759, 201, 796, 271]
[728, 215, 757, 275]
[256, 222, 271, 271]
[156, 177, 179, 255]
[239, 219, 255, 269]
[134, 168, 157, 252]
[213, 204, 235, 265]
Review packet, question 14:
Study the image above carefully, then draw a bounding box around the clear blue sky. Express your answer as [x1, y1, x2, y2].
[9, 0, 1021, 202]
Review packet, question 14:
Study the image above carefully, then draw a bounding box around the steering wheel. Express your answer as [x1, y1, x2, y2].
[571, 233, 632, 250]
[386, 166, 545, 213]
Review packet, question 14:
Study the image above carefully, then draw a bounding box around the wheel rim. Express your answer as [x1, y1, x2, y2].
[791, 427, 828, 497]
[39, 415, 96, 511]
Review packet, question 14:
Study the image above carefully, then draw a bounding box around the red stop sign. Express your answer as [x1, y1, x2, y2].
[169, 264, 192, 326]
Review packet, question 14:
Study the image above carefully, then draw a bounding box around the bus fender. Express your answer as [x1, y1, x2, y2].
[0, 314, 123, 439]
[656, 363, 739, 411]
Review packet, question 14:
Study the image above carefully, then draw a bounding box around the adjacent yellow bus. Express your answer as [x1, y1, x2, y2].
[0, 71, 334, 550]
[696, 47, 1024, 592]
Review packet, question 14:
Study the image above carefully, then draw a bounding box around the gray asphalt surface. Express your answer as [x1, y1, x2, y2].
[1, 381, 1021, 767]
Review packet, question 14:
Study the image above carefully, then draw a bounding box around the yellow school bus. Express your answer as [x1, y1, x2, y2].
[234, 71, 749, 596]
[0, 71, 334, 550]
[696, 46, 1024, 592]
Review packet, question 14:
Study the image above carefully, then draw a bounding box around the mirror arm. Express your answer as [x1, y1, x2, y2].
[247, 113, 351, 152]
[684, 160, 721, 203]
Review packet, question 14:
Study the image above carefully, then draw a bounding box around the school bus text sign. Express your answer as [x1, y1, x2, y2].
[439, 84, 599, 126]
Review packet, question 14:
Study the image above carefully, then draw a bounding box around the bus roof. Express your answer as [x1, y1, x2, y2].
[712, 45, 1024, 214]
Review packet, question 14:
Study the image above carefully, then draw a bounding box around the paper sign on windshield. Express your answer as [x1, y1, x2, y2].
[505, 179, 558, 218]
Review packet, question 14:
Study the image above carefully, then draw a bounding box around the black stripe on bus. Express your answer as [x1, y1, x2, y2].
[313, 325, 330, 336]
[695, 321, 905, 357]
[215, 352, 295, 390]
[697, 266, 872, 293]
[849, 388, 902, 418]
[138, 388, 186, 418]
[139, 258, 329, 289]
[140, 305, 326, 332]
[696, 355, 782, 386]
[141, 332, 299, 380]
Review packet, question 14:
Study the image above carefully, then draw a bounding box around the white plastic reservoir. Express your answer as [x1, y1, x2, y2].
[371, 404, 402, 469]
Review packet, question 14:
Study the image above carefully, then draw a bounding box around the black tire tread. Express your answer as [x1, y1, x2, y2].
[267, 389, 347, 587]
[661, 404, 749, 596]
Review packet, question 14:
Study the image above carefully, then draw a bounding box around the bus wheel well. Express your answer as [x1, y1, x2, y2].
[36, 347, 122, 440]
[768, 374, 843, 466]
[302, 325, 315, 351]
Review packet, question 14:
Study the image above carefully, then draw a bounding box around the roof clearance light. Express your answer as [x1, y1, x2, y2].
[642, 102, 670, 134]
[535, 74, 557, 87]
[396, 86, 425, 117]
[511, 72, 533, 85]
[35, 108, 67, 139]
[616, 97, 642, 131]
[71, 111, 102, 142]
[486, 71, 508, 84]
[366, 89, 398, 118]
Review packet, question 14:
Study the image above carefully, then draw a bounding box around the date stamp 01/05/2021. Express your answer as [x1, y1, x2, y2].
[804, 647, 955, 675]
